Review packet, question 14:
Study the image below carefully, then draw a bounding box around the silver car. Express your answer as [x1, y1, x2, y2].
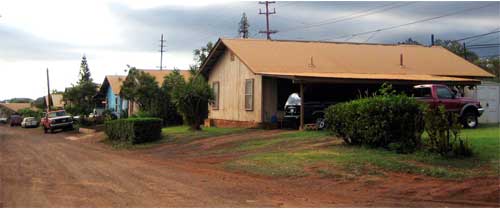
[21, 117, 39, 128]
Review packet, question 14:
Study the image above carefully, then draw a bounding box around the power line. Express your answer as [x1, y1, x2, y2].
[280, 2, 413, 34]
[466, 27, 500, 44]
[453, 30, 500, 42]
[472, 36, 500, 45]
[326, 2, 496, 41]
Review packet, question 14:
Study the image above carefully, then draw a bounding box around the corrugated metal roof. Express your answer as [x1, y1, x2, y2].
[204, 38, 493, 80]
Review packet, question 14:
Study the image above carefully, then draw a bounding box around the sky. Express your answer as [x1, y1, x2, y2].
[0, 0, 499, 100]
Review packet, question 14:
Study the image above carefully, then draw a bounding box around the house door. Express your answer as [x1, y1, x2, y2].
[478, 85, 500, 123]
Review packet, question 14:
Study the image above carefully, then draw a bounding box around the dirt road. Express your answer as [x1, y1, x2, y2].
[0, 125, 498, 207]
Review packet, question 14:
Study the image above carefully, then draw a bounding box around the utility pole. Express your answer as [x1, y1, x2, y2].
[258, 1, 277, 40]
[463, 42, 467, 60]
[159, 34, 166, 70]
[46, 68, 52, 111]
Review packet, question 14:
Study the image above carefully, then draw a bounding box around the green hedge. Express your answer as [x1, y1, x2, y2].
[105, 117, 162, 144]
[325, 94, 424, 153]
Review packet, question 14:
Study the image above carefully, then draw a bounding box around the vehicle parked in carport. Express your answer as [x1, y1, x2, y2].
[41, 110, 74, 133]
[283, 84, 484, 130]
[283, 93, 334, 129]
[21, 117, 39, 128]
[412, 84, 484, 128]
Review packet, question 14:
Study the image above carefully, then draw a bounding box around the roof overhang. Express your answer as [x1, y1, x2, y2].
[258, 72, 481, 85]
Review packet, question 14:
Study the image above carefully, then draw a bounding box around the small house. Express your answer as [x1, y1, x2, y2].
[199, 38, 493, 128]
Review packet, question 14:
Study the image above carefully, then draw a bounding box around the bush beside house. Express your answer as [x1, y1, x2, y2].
[325, 93, 424, 153]
[325, 85, 475, 156]
[105, 118, 162, 144]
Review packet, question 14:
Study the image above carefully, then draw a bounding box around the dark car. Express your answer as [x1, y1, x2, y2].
[9, 114, 22, 127]
[283, 93, 335, 129]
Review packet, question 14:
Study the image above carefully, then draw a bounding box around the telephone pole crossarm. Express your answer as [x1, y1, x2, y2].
[258, 1, 278, 40]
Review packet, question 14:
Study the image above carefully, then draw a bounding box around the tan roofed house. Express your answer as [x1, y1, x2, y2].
[200, 38, 494, 128]
[0, 103, 35, 118]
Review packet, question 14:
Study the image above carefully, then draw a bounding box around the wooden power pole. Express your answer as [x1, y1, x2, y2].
[46, 68, 52, 111]
[159, 34, 166, 70]
[259, 1, 277, 40]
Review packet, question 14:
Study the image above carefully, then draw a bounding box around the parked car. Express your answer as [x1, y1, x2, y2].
[9, 114, 22, 127]
[21, 117, 39, 128]
[283, 93, 335, 129]
[0, 117, 7, 124]
[41, 110, 74, 133]
[412, 84, 484, 128]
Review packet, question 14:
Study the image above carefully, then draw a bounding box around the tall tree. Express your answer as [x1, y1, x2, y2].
[239, 12, 250, 39]
[193, 42, 214, 68]
[63, 55, 97, 116]
[79, 55, 92, 84]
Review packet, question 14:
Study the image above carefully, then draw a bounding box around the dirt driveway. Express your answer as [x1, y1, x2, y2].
[0, 125, 498, 207]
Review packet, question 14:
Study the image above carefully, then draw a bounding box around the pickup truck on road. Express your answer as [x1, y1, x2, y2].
[413, 84, 484, 128]
[41, 110, 74, 133]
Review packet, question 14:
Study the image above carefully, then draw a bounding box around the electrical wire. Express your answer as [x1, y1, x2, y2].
[279, 2, 414, 33]
[325, 2, 497, 41]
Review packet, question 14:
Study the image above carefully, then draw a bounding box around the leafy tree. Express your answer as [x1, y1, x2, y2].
[475, 57, 500, 81]
[434, 39, 479, 62]
[168, 67, 214, 130]
[17, 108, 43, 119]
[120, 67, 159, 112]
[239, 12, 250, 39]
[193, 42, 214, 67]
[398, 38, 422, 45]
[158, 69, 184, 125]
[63, 55, 97, 116]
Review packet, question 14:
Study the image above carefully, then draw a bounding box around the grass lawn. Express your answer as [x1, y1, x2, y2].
[162, 126, 247, 143]
[224, 124, 500, 179]
[104, 125, 247, 149]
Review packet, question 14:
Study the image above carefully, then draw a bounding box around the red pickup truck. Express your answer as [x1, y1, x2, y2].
[413, 84, 484, 128]
[41, 110, 74, 133]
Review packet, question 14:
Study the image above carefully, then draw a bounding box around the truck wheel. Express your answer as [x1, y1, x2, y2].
[462, 112, 478, 129]
[50, 128, 54, 133]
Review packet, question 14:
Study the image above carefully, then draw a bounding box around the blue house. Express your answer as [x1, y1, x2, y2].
[98, 75, 128, 118]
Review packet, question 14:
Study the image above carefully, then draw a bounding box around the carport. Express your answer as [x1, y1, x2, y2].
[261, 72, 481, 130]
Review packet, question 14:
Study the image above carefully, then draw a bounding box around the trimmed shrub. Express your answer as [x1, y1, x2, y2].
[105, 117, 162, 144]
[325, 94, 424, 153]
